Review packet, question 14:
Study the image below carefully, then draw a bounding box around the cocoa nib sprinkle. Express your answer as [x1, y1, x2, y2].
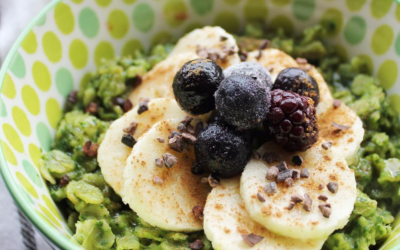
[266, 166, 279, 180]
[255, 49, 262, 60]
[153, 176, 163, 184]
[169, 134, 184, 152]
[196, 45, 235, 63]
[123, 121, 138, 135]
[189, 239, 205, 250]
[257, 192, 266, 202]
[59, 175, 70, 187]
[192, 205, 204, 220]
[220, 36, 228, 41]
[300, 168, 309, 178]
[291, 194, 304, 203]
[259, 39, 270, 50]
[332, 122, 351, 130]
[276, 169, 292, 183]
[284, 178, 294, 187]
[319, 203, 332, 218]
[121, 134, 136, 148]
[187, 124, 195, 135]
[208, 174, 220, 188]
[168, 131, 182, 139]
[303, 193, 312, 212]
[67, 90, 78, 104]
[292, 169, 300, 180]
[182, 132, 197, 143]
[156, 137, 165, 143]
[296, 57, 308, 64]
[137, 99, 149, 114]
[292, 155, 303, 166]
[333, 99, 342, 109]
[163, 153, 177, 168]
[262, 152, 282, 164]
[123, 99, 133, 112]
[155, 158, 164, 168]
[179, 115, 193, 126]
[263, 182, 277, 194]
[318, 183, 324, 190]
[322, 141, 333, 150]
[85, 102, 98, 114]
[318, 195, 328, 201]
[241, 233, 264, 247]
[287, 201, 296, 210]
[201, 177, 209, 184]
[177, 123, 186, 132]
[276, 161, 288, 172]
[83, 141, 99, 157]
[239, 50, 248, 62]
[327, 182, 339, 194]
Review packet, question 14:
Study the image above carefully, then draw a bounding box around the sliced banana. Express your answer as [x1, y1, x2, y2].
[129, 52, 198, 106]
[204, 177, 326, 250]
[169, 26, 240, 69]
[318, 103, 364, 165]
[247, 49, 332, 117]
[240, 140, 357, 240]
[98, 98, 190, 196]
[123, 118, 210, 232]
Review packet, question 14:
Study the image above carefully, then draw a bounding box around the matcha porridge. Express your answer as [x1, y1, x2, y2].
[38, 23, 400, 250]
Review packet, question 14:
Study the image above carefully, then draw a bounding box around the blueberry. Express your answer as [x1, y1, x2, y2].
[273, 67, 320, 106]
[224, 62, 273, 89]
[215, 75, 271, 129]
[194, 121, 252, 178]
[173, 59, 224, 115]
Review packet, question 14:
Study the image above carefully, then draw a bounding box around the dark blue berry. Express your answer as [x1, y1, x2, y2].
[273, 68, 320, 106]
[215, 75, 270, 129]
[223, 62, 273, 89]
[173, 59, 224, 115]
[194, 121, 252, 178]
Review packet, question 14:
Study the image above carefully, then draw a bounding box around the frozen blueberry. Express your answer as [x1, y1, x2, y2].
[215, 75, 270, 129]
[194, 121, 252, 178]
[273, 67, 320, 106]
[173, 58, 224, 115]
[223, 62, 273, 89]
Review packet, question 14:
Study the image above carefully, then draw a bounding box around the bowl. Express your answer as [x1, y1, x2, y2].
[0, 0, 399, 249]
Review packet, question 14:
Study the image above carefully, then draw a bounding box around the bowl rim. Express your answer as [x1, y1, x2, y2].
[0, 0, 82, 249]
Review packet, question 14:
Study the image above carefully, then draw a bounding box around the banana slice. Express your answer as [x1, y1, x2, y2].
[319, 103, 364, 165]
[129, 52, 198, 106]
[123, 118, 210, 232]
[204, 177, 326, 250]
[247, 49, 333, 117]
[98, 98, 190, 196]
[169, 26, 240, 69]
[240, 140, 357, 240]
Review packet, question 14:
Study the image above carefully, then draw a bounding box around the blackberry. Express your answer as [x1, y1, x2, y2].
[194, 121, 252, 178]
[215, 75, 270, 129]
[224, 62, 273, 89]
[173, 58, 224, 115]
[264, 89, 318, 152]
[273, 68, 320, 106]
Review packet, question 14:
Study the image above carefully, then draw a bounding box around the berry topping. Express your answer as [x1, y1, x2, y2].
[273, 68, 320, 106]
[193, 121, 252, 178]
[173, 58, 224, 115]
[223, 62, 273, 89]
[264, 89, 318, 152]
[215, 75, 271, 129]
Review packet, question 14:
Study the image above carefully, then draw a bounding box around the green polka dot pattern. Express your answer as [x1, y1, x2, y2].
[0, 1, 400, 249]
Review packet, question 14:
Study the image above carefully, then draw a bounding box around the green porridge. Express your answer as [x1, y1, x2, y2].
[38, 23, 400, 250]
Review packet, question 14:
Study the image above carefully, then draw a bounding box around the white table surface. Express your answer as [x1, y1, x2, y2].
[0, 0, 54, 249]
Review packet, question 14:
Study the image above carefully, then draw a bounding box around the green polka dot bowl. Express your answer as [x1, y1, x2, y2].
[0, 0, 400, 249]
